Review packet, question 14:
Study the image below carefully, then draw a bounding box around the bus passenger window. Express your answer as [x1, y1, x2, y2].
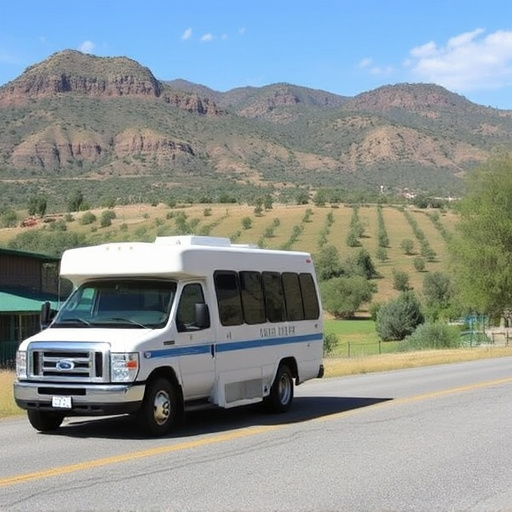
[299, 273, 320, 320]
[240, 271, 265, 324]
[214, 271, 243, 326]
[282, 272, 305, 321]
[262, 272, 286, 323]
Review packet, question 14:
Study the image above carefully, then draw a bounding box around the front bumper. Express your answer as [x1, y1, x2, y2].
[14, 380, 146, 416]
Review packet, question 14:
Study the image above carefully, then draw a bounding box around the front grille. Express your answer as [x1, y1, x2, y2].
[28, 342, 110, 383]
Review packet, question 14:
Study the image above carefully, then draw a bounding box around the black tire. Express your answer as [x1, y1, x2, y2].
[264, 364, 294, 413]
[27, 410, 64, 432]
[137, 377, 181, 437]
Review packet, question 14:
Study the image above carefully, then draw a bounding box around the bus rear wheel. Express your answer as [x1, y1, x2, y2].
[264, 364, 294, 413]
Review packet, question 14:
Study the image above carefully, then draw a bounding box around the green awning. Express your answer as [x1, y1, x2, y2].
[0, 288, 60, 314]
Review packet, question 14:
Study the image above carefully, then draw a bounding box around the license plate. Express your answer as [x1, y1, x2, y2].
[52, 395, 72, 409]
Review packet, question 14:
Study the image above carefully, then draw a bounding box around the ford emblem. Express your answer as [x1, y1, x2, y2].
[56, 359, 75, 371]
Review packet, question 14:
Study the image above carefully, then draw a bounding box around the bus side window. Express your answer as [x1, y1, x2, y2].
[214, 271, 244, 326]
[282, 272, 305, 321]
[299, 273, 321, 320]
[262, 271, 286, 323]
[239, 271, 265, 324]
[176, 283, 208, 332]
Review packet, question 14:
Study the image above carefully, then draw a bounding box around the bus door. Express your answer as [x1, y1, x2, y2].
[174, 282, 215, 400]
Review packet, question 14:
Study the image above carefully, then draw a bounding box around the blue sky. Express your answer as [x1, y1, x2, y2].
[1, 1, 512, 109]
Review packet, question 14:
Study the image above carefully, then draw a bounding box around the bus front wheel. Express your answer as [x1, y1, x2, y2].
[27, 409, 64, 432]
[137, 377, 180, 437]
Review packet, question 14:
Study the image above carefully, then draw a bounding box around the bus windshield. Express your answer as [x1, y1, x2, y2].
[52, 279, 177, 329]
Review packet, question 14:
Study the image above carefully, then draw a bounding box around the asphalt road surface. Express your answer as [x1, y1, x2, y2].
[1, 357, 512, 511]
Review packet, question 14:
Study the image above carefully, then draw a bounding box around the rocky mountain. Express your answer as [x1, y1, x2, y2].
[1, 49, 512, 208]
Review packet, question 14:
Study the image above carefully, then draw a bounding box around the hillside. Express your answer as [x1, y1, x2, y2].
[1, 50, 512, 212]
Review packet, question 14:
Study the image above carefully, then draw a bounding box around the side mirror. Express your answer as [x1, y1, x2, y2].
[195, 303, 210, 329]
[40, 301, 55, 330]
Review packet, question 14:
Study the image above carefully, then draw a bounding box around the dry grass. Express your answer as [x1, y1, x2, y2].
[0, 370, 22, 418]
[323, 346, 512, 377]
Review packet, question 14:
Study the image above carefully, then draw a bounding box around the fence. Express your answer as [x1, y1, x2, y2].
[0, 341, 18, 369]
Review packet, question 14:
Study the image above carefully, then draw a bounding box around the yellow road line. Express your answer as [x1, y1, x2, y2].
[2, 376, 512, 488]
[0, 425, 279, 487]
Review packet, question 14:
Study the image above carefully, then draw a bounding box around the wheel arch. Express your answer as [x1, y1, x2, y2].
[279, 356, 298, 380]
[146, 366, 184, 408]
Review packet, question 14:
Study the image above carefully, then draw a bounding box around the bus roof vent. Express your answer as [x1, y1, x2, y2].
[154, 236, 232, 247]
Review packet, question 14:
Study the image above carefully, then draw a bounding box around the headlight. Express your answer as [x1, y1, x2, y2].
[16, 351, 27, 379]
[110, 353, 139, 383]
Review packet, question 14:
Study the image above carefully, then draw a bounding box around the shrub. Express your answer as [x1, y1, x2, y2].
[0, 209, 18, 228]
[413, 257, 426, 272]
[80, 211, 96, 225]
[401, 322, 461, 350]
[320, 276, 376, 319]
[323, 332, 338, 355]
[392, 268, 410, 291]
[376, 292, 424, 341]
[346, 231, 360, 247]
[376, 247, 388, 262]
[400, 239, 414, 255]
[241, 217, 252, 230]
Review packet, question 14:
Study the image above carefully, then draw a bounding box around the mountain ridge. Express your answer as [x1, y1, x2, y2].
[1, 50, 511, 209]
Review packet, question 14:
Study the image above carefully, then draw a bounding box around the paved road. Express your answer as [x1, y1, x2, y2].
[1, 357, 512, 511]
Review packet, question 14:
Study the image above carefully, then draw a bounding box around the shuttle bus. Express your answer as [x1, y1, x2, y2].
[14, 236, 324, 436]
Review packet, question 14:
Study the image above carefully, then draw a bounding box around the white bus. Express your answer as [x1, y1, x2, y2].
[14, 236, 324, 436]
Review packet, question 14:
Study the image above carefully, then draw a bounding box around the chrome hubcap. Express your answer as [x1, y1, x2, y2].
[278, 375, 291, 405]
[153, 390, 171, 425]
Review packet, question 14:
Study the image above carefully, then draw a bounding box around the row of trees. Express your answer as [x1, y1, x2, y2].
[374, 152, 512, 347]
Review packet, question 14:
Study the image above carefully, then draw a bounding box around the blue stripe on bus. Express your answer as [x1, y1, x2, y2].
[145, 332, 322, 359]
[146, 345, 211, 359]
[216, 333, 322, 352]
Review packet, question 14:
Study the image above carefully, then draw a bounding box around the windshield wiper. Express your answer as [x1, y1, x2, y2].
[54, 317, 92, 327]
[97, 317, 149, 329]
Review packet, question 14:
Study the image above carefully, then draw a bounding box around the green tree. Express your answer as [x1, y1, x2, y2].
[28, 196, 47, 217]
[80, 211, 97, 225]
[376, 291, 424, 341]
[0, 209, 18, 228]
[296, 190, 309, 205]
[7, 230, 86, 257]
[376, 247, 388, 262]
[346, 248, 379, 280]
[241, 216, 252, 230]
[100, 210, 116, 228]
[320, 276, 376, 319]
[451, 153, 512, 314]
[314, 245, 343, 281]
[422, 271, 453, 320]
[400, 238, 414, 255]
[392, 268, 410, 291]
[68, 190, 85, 212]
[413, 256, 426, 272]
[314, 189, 328, 207]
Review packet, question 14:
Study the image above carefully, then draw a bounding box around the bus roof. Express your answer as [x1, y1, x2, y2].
[60, 236, 316, 285]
